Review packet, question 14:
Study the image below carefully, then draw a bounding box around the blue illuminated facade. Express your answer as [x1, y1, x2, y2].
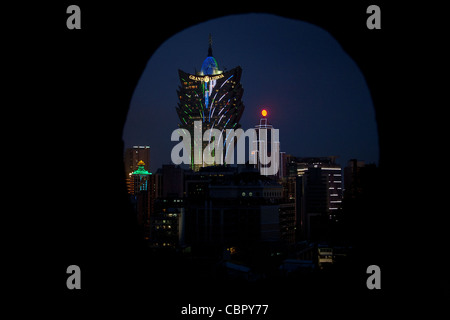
[200, 56, 219, 75]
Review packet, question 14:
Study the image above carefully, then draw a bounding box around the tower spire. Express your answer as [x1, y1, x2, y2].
[208, 33, 213, 57]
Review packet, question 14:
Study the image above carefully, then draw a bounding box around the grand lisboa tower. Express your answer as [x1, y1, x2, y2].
[176, 35, 245, 171]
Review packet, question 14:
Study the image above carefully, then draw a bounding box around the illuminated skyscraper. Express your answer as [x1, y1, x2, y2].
[124, 146, 150, 176]
[176, 35, 245, 171]
[130, 160, 153, 230]
[252, 109, 280, 176]
[131, 160, 152, 194]
[124, 145, 150, 194]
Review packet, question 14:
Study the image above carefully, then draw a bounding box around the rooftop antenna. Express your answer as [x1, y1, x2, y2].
[208, 33, 213, 57]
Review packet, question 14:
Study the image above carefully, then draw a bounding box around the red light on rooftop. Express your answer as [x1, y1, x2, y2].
[261, 109, 268, 117]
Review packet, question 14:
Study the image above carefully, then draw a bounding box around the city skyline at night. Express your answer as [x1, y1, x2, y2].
[121, 15, 381, 275]
[123, 13, 379, 172]
[18, 2, 447, 315]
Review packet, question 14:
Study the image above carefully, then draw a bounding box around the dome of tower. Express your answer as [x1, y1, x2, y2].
[200, 56, 219, 75]
[200, 34, 221, 75]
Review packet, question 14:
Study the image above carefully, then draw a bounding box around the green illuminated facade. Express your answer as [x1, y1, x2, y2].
[131, 160, 152, 194]
[132, 160, 152, 176]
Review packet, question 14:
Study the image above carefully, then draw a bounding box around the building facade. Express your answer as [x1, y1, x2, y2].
[184, 165, 282, 255]
[130, 161, 153, 234]
[285, 156, 343, 240]
[149, 197, 185, 249]
[176, 36, 245, 171]
[124, 146, 151, 194]
[124, 146, 150, 176]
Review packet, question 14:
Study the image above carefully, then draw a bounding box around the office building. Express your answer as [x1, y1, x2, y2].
[130, 160, 153, 231]
[124, 146, 150, 176]
[149, 197, 185, 249]
[285, 156, 343, 240]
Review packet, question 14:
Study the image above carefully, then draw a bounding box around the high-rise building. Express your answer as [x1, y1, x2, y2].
[146, 165, 187, 250]
[252, 109, 280, 176]
[161, 164, 184, 198]
[279, 173, 299, 245]
[293, 156, 342, 215]
[131, 160, 152, 193]
[150, 197, 185, 250]
[344, 159, 367, 198]
[184, 165, 282, 253]
[176, 35, 245, 171]
[130, 160, 153, 232]
[124, 146, 150, 194]
[124, 146, 150, 175]
[285, 156, 343, 240]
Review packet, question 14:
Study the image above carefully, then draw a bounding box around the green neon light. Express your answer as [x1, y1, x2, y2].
[183, 109, 193, 119]
[132, 165, 151, 175]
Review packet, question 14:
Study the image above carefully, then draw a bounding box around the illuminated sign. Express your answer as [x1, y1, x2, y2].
[188, 74, 224, 82]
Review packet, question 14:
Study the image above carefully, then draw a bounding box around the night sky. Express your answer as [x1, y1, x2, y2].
[123, 13, 379, 172]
